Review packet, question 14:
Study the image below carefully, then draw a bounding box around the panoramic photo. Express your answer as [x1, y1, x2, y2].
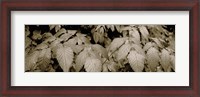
[25, 25, 175, 72]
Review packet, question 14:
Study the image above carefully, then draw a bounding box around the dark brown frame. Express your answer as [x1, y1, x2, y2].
[0, 0, 199, 97]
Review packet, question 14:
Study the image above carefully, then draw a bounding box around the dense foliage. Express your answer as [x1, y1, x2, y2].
[25, 25, 175, 72]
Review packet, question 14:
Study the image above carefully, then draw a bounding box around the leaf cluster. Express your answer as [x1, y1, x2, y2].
[25, 25, 175, 72]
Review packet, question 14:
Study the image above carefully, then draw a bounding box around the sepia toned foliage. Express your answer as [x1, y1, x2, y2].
[25, 25, 175, 72]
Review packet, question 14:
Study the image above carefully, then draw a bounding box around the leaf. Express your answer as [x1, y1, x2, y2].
[88, 48, 102, 61]
[63, 38, 77, 46]
[51, 43, 63, 58]
[115, 25, 121, 33]
[76, 33, 90, 44]
[156, 66, 163, 72]
[117, 43, 131, 61]
[95, 25, 102, 31]
[146, 47, 160, 72]
[121, 26, 132, 31]
[55, 28, 67, 37]
[110, 25, 115, 32]
[75, 48, 89, 72]
[93, 31, 100, 43]
[42, 32, 53, 39]
[25, 51, 40, 71]
[55, 25, 61, 32]
[109, 37, 127, 53]
[102, 63, 109, 72]
[143, 42, 153, 51]
[43, 36, 56, 44]
[60, 33, 72, 41]
[25, 30, 30, 37]
[160, 49, 171, 72]
[25, 37, 32, 48]
[129, 27, 140, 42]
[50, 38, 62, 48]
[67, 30, 77, 35]
[49, 25, 56, 30]
[37, 48, 51, 71]
[84, 57, 102, 72]
[129, 37, 141, 45]
[170, 55, 175, 71]
[131, 44, 145, 56]
[64, 44, 84, 54]
[128, 51, 145, 72]
[138, 26, 149, 40]
[92, 44, 108, 58]
[104, 37, 112, 47]
[151, 38, 164, 48]
[107, 61, 120, 72]
[56, 47, 74, 72]
[32, 30, 42, 40]
[35, 43, 48, 50]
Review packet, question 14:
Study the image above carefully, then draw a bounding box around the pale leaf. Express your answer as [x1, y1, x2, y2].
[67, 30, 77, 35]
[42, 32, 53, 39]
[128, 51, 145, 72]
[151, 38, 164, 48]
[25, 51, 40, 71]
[102, 63, 109, 72]
[64, 44, 84, 54]
[50, 39, 62, 48]
[138, 26, 149, 40]
[93, 31, 100, 43]
[129, 27, 140, 42]
[55, 28, 67, 37]
[107, 61, 120, 72]
[25, 30, 30, 37]
[115, 25, 121, 33]
[170, 55, 175, 71]
[156, 66, 163, 72]
[160, 49, 171, 72]
[143, 42, 153, 51]
[131, 44, 145, 56]
[63, 38, 77, 46]
[75, 49, 89, 72]
[129, 37, 141, 45]
[37, 48, 51, 71]
[51, 43, 63, 58]
[117, 43, 131, 61]
[49, 25, 56, 30]
[109, 37, 127, 53]
[84, 57, 102, 72]
[60, 33, 72, 41]
[110, 25, 115, 32]
[43, 36, 56, 44]
[35, 43, 48, 50]
[55, 25, 61, 32]
[146, 47, 160, 72]
[92, 44, 108, 58]
[77, 33, 90, 44]
[25, 37, 32, 48]
[56, 47, 74, 72]
[32, 30, 42, 40]
[95, 25, 102, 31]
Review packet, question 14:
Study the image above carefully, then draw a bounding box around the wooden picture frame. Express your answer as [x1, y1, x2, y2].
[0, 0, 199, 96]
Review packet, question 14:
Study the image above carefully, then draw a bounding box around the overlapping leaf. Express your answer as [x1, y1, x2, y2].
[117, 43, 131, 61]
[56, 47, 74, 72]
[109, 37, 127, 53]
[84, 57, 102, 72]
[128, 51, 145, 72]
[160, 49, 171, 72]
[146, 47, 160, 72]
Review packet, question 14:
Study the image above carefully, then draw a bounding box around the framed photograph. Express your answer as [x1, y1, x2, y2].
[1, 0, 199, 96]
